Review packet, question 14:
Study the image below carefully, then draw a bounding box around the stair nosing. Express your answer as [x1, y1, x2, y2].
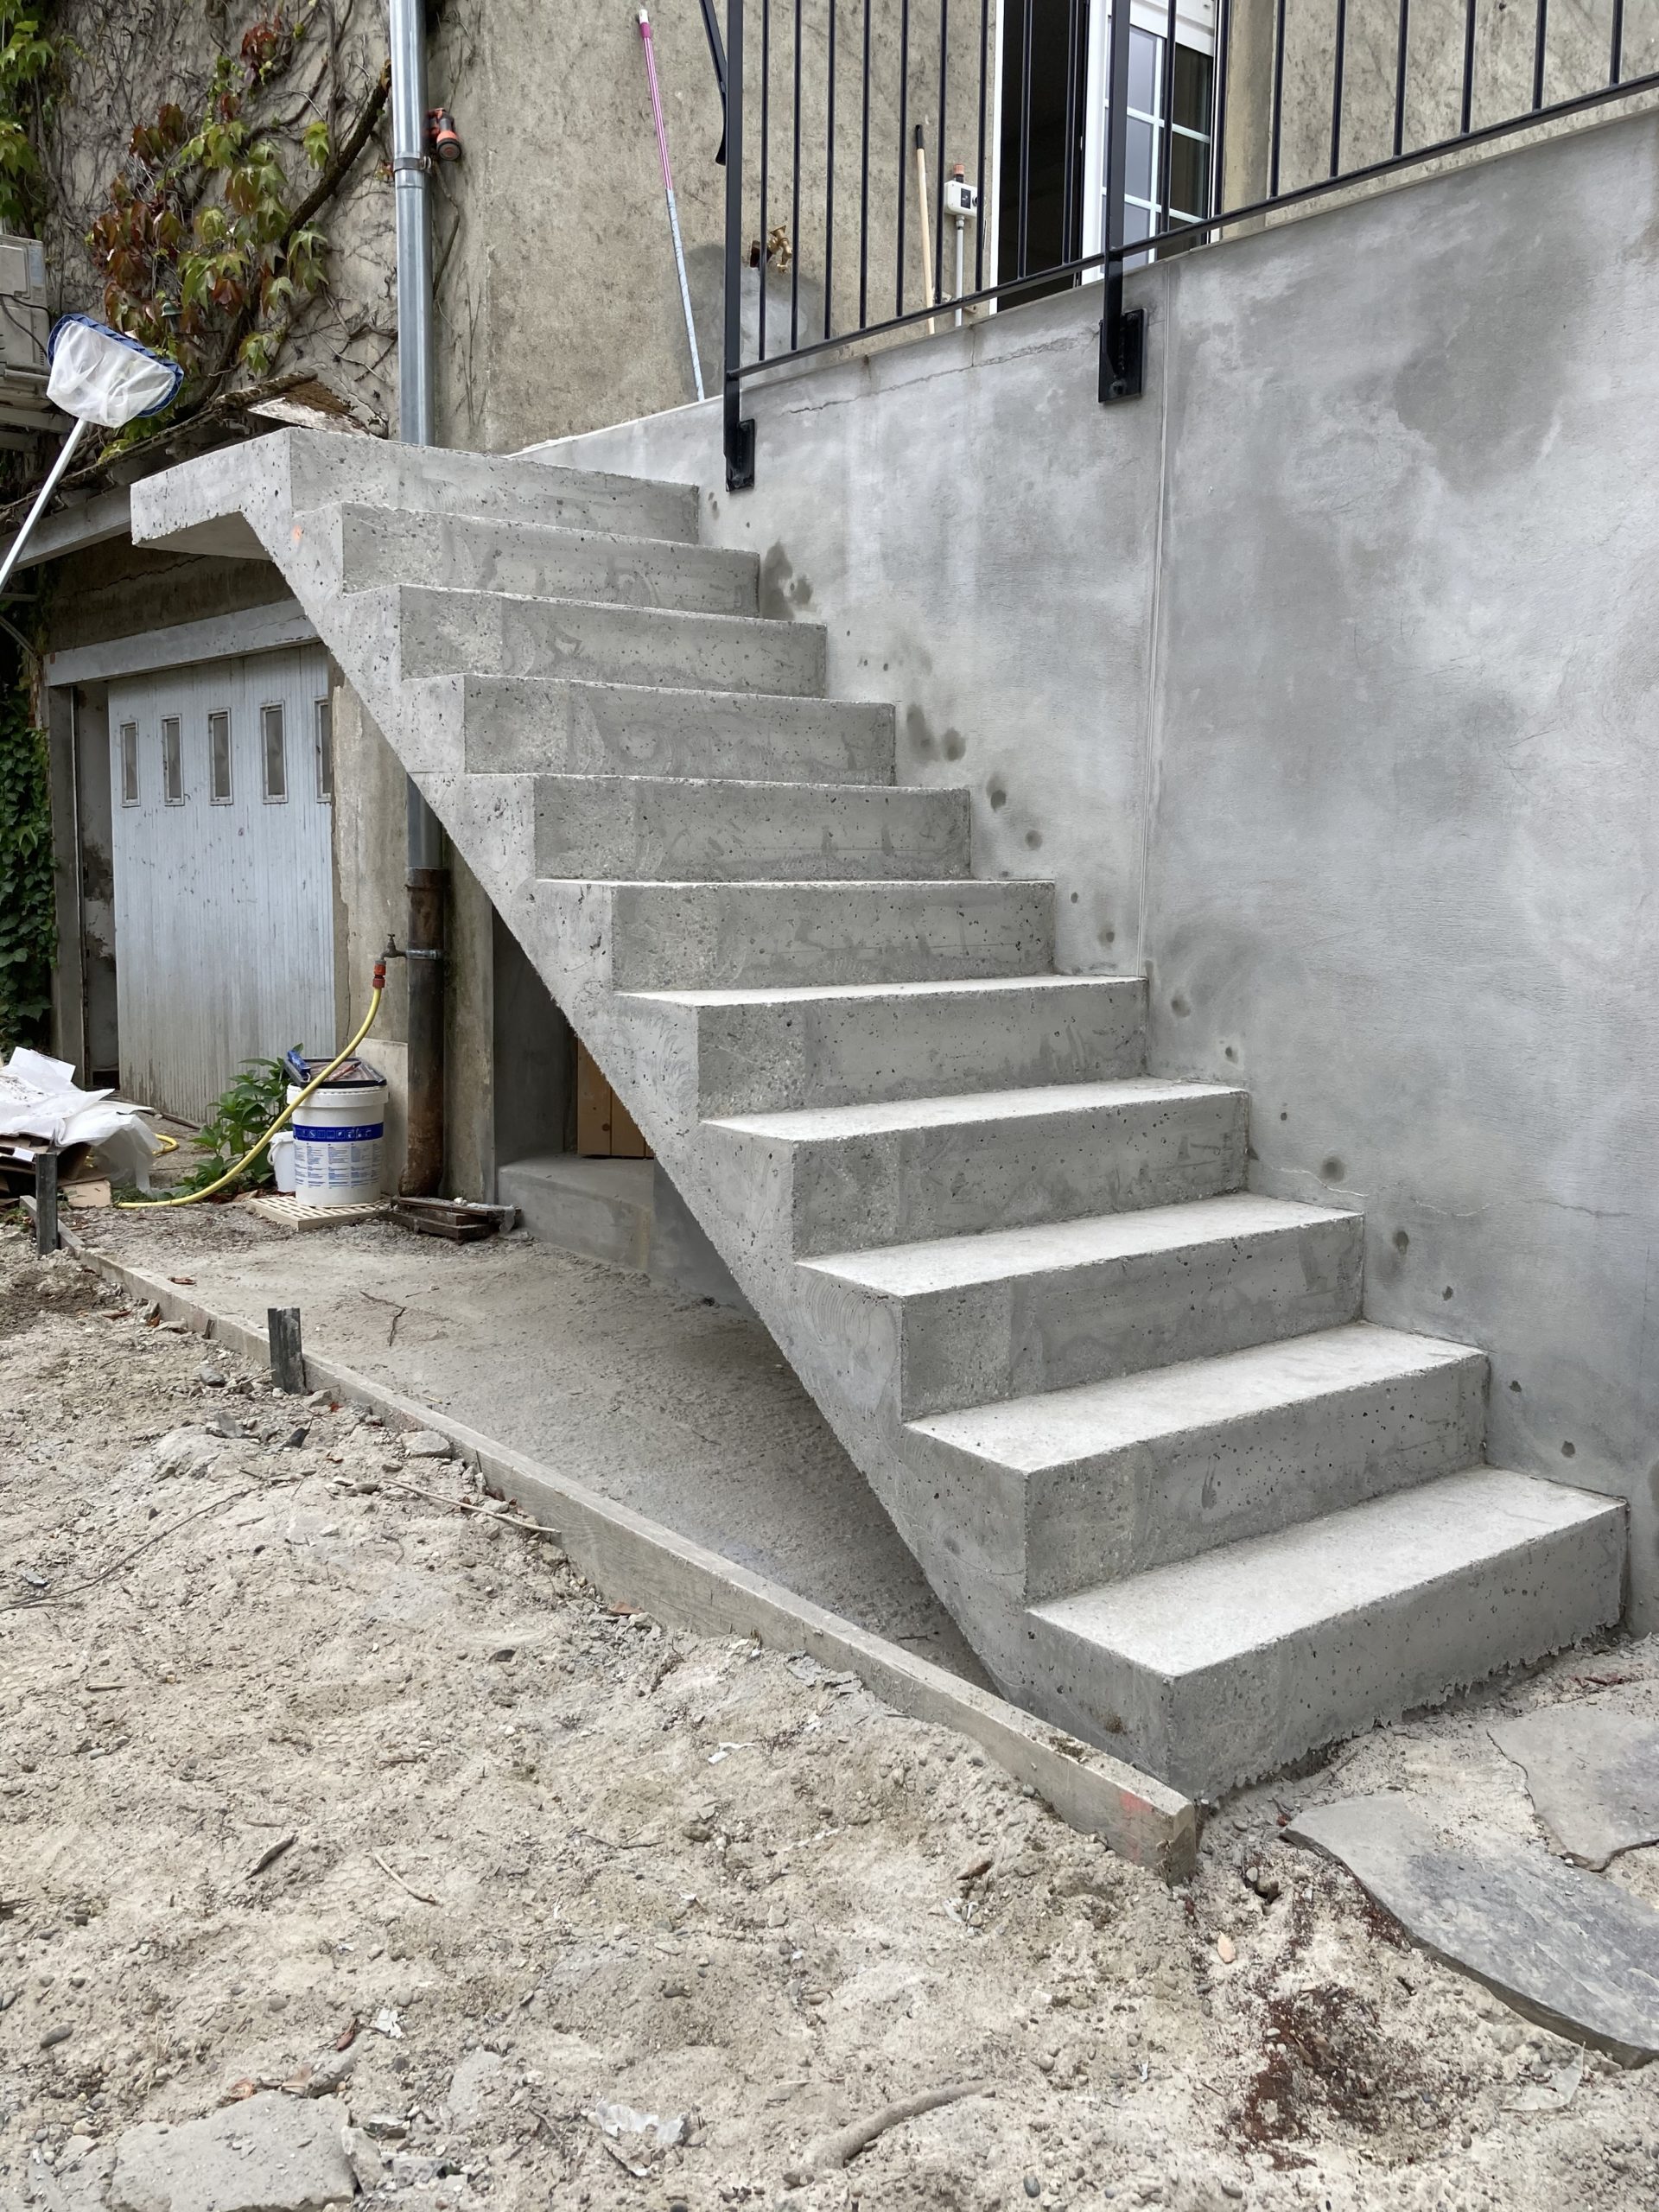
[801, 1192, 1363, 1295]
[388, 580, 826, 641]
[623, 974, 1141, 1007]
[710, 1074, 1242, 1141]
[908, 1319, 1485, 1469]
[320, 499, 752, 564]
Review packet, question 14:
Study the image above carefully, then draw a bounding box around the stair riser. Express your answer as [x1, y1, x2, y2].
[334, 509, 759, 614]
[759, 1090, 1249, 1256]
[991, 1354, 1487, 1599]
[461, 680, 898, 785]
[833, 1212, 1365, 1419]
[397, 592, 828, 696]
[1030, 1508, 1624, 1798]
[291, 448, 700, 540]
[607, 881, 1056, 990]
[677, 979, 1147, 1116]
[533, 778, 971, 882]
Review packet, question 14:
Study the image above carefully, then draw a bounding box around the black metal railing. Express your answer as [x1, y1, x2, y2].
[721, 0, 1659, 487]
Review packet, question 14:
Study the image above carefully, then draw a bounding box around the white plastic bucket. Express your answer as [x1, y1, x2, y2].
[287, 1065, 386, 1206]
[270, 1129, 296, 1195]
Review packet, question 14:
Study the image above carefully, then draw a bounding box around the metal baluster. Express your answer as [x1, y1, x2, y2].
[859, 0, 872, 324]
[1099, 0, 1145, 400]
[1212, 0, 1231, 228]
[1063, 0, 1081, 257]
[975, 0, 989, 285]
[1459, 0, 1476, 133]
[1532, 0, 1547, 108]
[1611, 0, 1625, 83]
[1159, 0, 1178, 235]
[1268, 0, 1287, 197]
[791, 0, 803, 348]
[724, 0, 753, 484]
[898, 0, 911, 313]
[1017, 0, 1033, 276]
[1392, 0, 1409, 158]
[935, 0, 949, 302]
[1331, 0, 1347, 175]
[825, 0, 836, 339]
[760, 0, 771, 357]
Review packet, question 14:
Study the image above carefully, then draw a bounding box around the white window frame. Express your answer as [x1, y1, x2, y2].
[314, 695, 334, 802]
[161, 714, 184, 806]
[1080, 0, 1217, 264]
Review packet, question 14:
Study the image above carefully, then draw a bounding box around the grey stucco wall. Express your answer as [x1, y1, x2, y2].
[536, 103, 1659, 1629]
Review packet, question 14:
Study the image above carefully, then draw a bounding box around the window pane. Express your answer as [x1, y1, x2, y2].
[120, 722, 138, 805]
[1122, 199, 1152, 244]
[262, 702, 287, 801]
[1128, 27, 1160, 117]
[1171, 133, 1210, 219]
[1173, 44, 1213, 133]
[162, 715, 182, 804]
[209, 710, 232, 802]
[1125, 116, 1156, 204]
[315, 697, 333, 801]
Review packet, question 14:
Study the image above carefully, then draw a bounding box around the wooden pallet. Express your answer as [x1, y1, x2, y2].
[241, 1192, 391, 1233]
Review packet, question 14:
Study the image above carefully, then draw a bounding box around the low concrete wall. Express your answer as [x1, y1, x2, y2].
[535, 105, 1659, 1629]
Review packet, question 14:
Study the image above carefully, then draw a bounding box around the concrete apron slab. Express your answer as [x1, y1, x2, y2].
[61, 1230, 1198, 1881]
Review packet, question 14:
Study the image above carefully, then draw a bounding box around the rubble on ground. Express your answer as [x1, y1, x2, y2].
[1, 1228, 1656, 2210]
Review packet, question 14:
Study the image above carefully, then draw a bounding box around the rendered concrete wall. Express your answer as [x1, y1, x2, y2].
[535, 103, 1659, 1627]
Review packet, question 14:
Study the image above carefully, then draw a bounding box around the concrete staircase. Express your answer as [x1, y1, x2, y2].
[131, 431, 1625, 1801]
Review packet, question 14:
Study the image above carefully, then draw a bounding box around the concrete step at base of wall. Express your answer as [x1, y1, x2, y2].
[449, 675, 897, 783]
[289, 440, 701, 539]
[389, 585, 828, 695]
[624, 973, 1147, 1113]
[1027, 1467, 1626, 1799]
[802, 1193, 1364, 1416]
[531, 773, 971, 881]
[908, 1322, 1488, 1598]
[713, 1077, 1248, 1255]
[601, 877, 1056, 990]
[328, 503, 759, 613]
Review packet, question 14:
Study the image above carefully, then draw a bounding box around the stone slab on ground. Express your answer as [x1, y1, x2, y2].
[109, 2094, 353, 2212]
[1490, 1701, 1659, 1870]
[1287, 1792, 1659, 2067]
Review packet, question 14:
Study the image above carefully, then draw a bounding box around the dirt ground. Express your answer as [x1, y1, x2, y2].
[2, 1229, 1656, 2212]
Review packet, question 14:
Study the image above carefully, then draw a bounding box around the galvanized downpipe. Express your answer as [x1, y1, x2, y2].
[389, 0, 446, 1195]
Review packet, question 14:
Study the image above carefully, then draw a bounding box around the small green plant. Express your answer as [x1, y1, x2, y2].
[175, 1055, 289, 1195]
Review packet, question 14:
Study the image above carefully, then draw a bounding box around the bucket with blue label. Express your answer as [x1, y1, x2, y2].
[284, 1053, 387, 1207]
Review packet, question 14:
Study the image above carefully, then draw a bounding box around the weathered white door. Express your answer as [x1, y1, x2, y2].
[108, 645, 336, 1124]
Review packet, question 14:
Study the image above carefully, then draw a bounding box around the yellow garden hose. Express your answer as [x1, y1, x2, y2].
[118, 963, 385, 1211]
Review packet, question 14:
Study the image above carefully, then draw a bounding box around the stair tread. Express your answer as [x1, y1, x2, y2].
[910, 1320, 1482, 1468]
[1030, 1466, 1623, 1671]
[529, 772, 952, 799]
[391, 581, 823, 639]
[803, 1192, 1358, 1295]
[712, 1075, 1238, 1141]
[627, 974, 1140, 1007]
[323, 499, 745, 563]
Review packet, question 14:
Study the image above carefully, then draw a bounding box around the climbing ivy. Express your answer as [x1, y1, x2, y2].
[0, 4, 66, 235]
[0, 636, 54, 1052]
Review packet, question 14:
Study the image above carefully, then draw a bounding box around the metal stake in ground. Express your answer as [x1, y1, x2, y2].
[34, 1148, 59, 1257]
[269, 1306, 305, 1394]
[637, 7, 705, 400]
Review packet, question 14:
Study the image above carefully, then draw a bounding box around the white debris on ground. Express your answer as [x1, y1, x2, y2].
[1, 1231, 1656, 2212]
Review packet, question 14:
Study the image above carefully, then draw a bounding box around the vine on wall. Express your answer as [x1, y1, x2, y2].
[0, 637, 54, 1052]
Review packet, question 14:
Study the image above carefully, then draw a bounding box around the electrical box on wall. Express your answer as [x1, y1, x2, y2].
[0, 235, 61, 443]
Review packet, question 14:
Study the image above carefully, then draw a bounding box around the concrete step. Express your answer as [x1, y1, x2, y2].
[327, 503, 759, 613]
[532, 774, 971, 882]
[1027, 1467, 1626, 1798]
[713, 1077, 1248, 1255]
[387, 585, 828, 695]
[803, 1193, 1364, 1417]
[447, 675, 897, 784]
[624, 973, 1147, 1114]
[604, 878, 1055, 990]
[288, 437, 701, 540]
[498, 1153, 749, 1308]
[907, 1322, 1487, 1600]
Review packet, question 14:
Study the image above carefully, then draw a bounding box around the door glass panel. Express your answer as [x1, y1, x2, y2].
[1171, 133, 1210, 218]
[209, 710, 232, 802]
[1125, 116, 1156, 202]
[162, 715, 183, 805]
[261, 702, 287, 801]
[314, 697, 334, 801]
[1128, 26, 1160, 114]
[119, 721, 139, 804]
[1173, 43, 1212, 131]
